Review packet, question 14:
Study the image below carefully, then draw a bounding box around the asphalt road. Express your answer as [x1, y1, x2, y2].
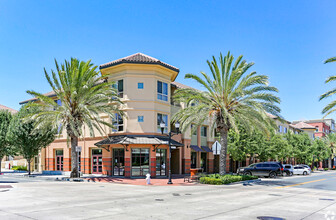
[0, 171, 335, 220]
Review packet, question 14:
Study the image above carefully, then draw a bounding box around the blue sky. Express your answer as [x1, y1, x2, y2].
[1, 0, 336, 121]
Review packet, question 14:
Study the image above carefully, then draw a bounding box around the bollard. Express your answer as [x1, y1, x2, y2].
[146, 173, 151, 185]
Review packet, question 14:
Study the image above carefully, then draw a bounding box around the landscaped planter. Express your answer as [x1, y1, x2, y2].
[200, 174, 258, 185]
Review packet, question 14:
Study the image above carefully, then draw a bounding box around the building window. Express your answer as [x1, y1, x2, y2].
[112, 113, 123, 132]
[157, 113, 168, 133]
[284, 127, 287, 133]
[278, 125, 282, 133]
[316, 126, 319, 132]
[157, 81, 168, 101]
[138, 82, 144, 89]
[138, 116, 144, 122]
[113, 79, 124, 98]
[201, 126, 207, 137]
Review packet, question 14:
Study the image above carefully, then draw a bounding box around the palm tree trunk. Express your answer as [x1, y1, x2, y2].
[328, 157, 332, 169]
[219, 128, 228, 175]
[70, 135, 79, 178]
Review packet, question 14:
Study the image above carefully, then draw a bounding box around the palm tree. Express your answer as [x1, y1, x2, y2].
[319, 57, 336, 116]
[26, 58, 123, 178]
[172, 52, 281, 175]
[324, 133, 336, 169]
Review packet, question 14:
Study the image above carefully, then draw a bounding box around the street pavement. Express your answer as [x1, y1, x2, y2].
[0, 171, 336, 220]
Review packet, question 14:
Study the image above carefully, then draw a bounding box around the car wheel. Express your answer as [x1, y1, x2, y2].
[285, 171, 291, 176]
[290, 172, 293, 176]
[243, 171, 252, 176]
[303, 171, 307, 175]
[269, 171, 277, 178]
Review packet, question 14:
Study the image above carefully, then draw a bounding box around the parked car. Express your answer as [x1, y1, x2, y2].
[297, 164, 312, 172]
[283, 164, 294, 176]
[293, 165, 311, 175]
[237, 162, 283, 178]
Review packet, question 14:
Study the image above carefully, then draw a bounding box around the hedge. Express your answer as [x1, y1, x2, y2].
[12, 165, 28, 171]
[200, 174, 258, 185]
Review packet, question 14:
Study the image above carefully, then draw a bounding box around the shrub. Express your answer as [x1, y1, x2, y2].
[199, 177, 223, 185]
[199, 174, 258, 185]
[12, 165, 28, 171]
[324, 168, 329, 171]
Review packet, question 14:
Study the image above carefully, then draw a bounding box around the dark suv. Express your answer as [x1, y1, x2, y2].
[237, 162, 283, 178]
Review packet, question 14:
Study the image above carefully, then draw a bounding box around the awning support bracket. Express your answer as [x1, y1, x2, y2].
[100, 145, 110, 152]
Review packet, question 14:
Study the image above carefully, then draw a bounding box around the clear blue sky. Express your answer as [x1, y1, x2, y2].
[1, 0, 336, 122]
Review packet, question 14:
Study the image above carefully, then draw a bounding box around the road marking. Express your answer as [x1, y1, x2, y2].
[275, 179, 326, 189]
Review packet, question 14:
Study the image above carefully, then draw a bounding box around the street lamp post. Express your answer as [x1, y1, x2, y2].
[160, 121, 180, 184]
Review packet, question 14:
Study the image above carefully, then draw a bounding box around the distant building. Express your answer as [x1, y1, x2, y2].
[293, 119, 334, 138]
[0, 104, 17, 114]
[290, 121, 315, 139]
[266, 113, 302, 135]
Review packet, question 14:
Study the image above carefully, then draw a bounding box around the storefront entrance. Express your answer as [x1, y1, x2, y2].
[113, 148, 125, 176]
[92, 149, 102, 174]
[131, 148, 149, 176]
[55, 150, 63, 171]
[156, 149, 166, 176]
[191, 151, 197, 169]
[201, 152, 207, 172]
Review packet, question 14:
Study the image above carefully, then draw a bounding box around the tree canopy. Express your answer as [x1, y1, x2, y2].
[0, 110, 13, 172]
[6, 106, 56, 175]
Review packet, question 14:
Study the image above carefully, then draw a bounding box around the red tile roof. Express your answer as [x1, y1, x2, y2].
[20, 91, 57, 105]
[99, 53, 179, 73]
[290, 121, 316, 130]
[0, 104, 17, 113]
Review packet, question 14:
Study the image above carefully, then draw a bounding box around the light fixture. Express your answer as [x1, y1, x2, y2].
[160, 121, 165, 134]
[175, 121, 180, 133]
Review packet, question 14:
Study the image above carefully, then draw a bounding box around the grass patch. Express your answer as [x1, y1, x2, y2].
[200, 174, 258, 185]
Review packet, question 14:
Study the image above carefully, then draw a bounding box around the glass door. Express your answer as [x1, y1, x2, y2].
[92, 149, 102, 174]
[55, 150, 63, 171]
[156, 149, 167, 176]
[113, 149, 125, 176]
[131, 148, 149, 176]
[201, 152, 207, 172]
[191, 151, 197, 168]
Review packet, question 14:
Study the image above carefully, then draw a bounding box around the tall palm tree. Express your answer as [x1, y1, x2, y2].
[324, 133, 336, 169]
[320, 56, 336, 117]
[172, 52, 281, 175]
[26, 58, 123, 178]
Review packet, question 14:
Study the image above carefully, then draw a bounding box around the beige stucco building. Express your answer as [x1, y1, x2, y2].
[20, 53, 216, 177]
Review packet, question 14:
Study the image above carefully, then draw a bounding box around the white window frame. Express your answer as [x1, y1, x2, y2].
[157, 81, 168, 101]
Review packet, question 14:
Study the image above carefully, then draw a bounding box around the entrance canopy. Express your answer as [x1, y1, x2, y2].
[95, 134, 184, 147]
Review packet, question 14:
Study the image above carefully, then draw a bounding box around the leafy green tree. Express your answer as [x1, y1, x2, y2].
[0, 110, 13, 172]
[172, 52, 280, 174]
[286, 132, 313, 164]
[320, 56, 336, 116]
[228, 125, 248, 164]
[268, 133, 290, 162]
[7, 107, 55, 175]
[312, 138, 331, 165]
[25, 58, 123, 177]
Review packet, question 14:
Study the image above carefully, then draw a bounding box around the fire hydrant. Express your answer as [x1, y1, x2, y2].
[146, 173, 151, 185]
